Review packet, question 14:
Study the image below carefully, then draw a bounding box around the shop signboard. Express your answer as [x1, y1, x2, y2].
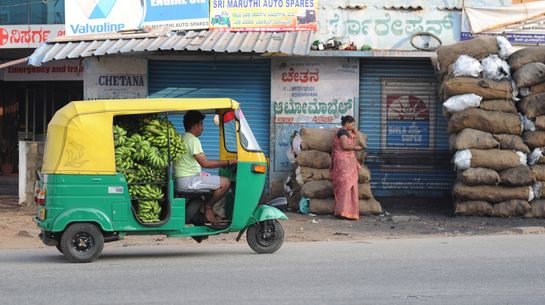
[316, 6, 459, 50]
[1, 60, 83, 81]
[84, 56, 147, 100]
[0, 24, 64, 49]
[271, 58, 358, 172]
[210, 0, 317, 31]
[65, 0, 209, 36]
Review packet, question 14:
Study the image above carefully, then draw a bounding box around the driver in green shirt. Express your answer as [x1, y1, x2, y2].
[174, 110, 237, 224]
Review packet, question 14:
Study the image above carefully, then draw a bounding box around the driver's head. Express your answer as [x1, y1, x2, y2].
[184, 110, 206, 134]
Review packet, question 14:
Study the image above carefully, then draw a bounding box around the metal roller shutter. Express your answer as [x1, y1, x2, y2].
[148, 60, 271, 172]
[359, 58, 453, 198]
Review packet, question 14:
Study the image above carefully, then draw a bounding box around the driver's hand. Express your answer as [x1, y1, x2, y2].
[229, 159, 238, 165]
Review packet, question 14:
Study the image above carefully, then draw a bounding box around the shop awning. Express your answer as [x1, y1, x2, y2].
[28, 29, 312, 66]
[465, 1, 545, 34]
[0, 57, 30, 70]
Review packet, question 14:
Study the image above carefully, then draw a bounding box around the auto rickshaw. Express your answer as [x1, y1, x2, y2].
[33, 98, 288, 263]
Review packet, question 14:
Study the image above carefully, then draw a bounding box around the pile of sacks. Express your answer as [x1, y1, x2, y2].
[435, 36, 545, 217]
[283, 127, 382, 215]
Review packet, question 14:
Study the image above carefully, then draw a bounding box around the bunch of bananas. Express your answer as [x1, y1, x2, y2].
[137, 200, 161, 223]
[113, 125, 128, 146]
[113, 114, 186, 223]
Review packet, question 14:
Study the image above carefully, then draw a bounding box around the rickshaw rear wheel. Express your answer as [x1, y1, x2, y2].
[247, 220, 284, 254]
[60, 223, 104, 263]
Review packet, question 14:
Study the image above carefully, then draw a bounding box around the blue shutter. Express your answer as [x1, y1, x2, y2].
[359, 59, 454, 198]
[148, 60, 271, 173]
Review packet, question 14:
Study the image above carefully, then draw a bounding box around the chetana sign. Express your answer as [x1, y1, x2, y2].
[0, 24, 65, 49]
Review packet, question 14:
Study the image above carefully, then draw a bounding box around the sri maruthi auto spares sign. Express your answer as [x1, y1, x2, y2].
[66, 0, 209, 36]
[0, 24, 64, 49]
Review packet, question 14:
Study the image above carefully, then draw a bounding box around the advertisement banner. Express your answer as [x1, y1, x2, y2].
[66, 0, 209, 36]
[0, 24, 65, 49]
[461, 7, 545, 45]
[271, 58, 358, 172]
[210, 0, 317, 31]
[1, 60, 83, 81]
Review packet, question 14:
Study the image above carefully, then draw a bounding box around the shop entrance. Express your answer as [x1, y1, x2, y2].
[0, 81, 83, 175]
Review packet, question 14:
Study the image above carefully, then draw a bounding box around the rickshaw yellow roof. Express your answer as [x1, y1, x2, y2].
[42, 98, 239, 174]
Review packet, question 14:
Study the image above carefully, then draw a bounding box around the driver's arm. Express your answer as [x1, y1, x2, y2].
[194, 153, 237, 168]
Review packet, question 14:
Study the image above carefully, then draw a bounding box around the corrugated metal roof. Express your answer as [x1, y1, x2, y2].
[28, 29, 312, 66]
[331, 0, 462, 10]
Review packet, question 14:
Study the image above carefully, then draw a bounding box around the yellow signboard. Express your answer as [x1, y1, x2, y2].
[210, 0, 317, 31]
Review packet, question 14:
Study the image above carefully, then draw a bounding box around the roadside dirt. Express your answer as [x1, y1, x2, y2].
[1, 195, 545, 250]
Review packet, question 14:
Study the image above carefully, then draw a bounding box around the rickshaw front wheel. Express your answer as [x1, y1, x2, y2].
[60, 223, 104, 263]
[246, 220, 284, 254]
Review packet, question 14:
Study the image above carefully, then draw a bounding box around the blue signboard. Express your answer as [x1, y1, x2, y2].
[385, 94, 431, 150]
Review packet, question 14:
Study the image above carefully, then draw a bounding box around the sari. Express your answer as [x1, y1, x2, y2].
[330, 128, 361, 220]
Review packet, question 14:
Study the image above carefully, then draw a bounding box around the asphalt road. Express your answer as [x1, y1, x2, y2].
[1, 235, 545, 305]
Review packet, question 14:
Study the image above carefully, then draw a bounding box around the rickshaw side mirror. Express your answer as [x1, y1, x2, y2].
[213, 114, 220, 126]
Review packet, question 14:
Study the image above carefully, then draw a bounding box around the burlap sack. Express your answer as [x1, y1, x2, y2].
[359, 197, 382, 215]
[437, 36, 498, 74]
[492, 200, 531, 217]
[513, 62, 545, 88]
[525, 200, 545, 218]
[493, 134, 530, 154]
[457, 167, 500, 185]
[521, 81, 545, 97]
[508, 46, 545, 71]
[530, 165, 545, 181]
[499, 166, 536, 186]
[301, 180, 333, 199]
[479, 99, 517, 114]
[523, 130, 545, 149]
[309, 198, 382, 215]
[454, 201, 494, 216]
[453, 182, 531, 203]
[358, 183, 372, 200]
[296, 166, 330, 184]
[535, 116, 545, 130]
[449, 128, 498, 151]
[296, 150, 331, 169]
[447, 108, 522, 135]
[355, 130, 368, 163]
[359, 165, 371, 183]
[300, 128, 336, 152]
[517, 93, 545, 119]
[469, 149, 524, 171]
[443, 77, 512, 100]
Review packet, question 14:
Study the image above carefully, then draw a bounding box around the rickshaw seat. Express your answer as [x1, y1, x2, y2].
[175, 189, 213, 199]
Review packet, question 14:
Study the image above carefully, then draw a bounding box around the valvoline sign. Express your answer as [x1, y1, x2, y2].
[66, 0, 209, 36]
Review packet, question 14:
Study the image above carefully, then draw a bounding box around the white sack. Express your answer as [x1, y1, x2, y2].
[497, 36, 513, 60]
[517, 151, 528, 166]
[529, 148, 544, 165]
[533, 182, 542, 199]
[453, 55, 483, 78]
[454, 149, 472, 170]
[529, 186, 535, 201]
[521, 114, 536, 132]
[481, 54, 510, 81]
[286, 147, 296, 164]
[443, 94, 482, 113]
[292, 133, 302, 155]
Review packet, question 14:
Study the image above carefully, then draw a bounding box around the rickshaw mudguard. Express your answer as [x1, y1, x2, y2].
[248, 205, 288, 225]
[51, 208, 114, 232]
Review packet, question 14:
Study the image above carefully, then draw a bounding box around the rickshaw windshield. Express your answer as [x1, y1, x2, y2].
[236, 109, 261, 152]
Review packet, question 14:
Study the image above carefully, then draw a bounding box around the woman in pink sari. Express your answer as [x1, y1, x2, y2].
[330, 115, 365, 220]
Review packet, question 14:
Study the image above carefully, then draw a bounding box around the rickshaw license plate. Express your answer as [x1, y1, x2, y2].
[39, 208, 46, 220]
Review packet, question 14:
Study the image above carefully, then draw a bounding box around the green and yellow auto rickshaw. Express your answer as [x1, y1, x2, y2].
[33, 98, 287, 263]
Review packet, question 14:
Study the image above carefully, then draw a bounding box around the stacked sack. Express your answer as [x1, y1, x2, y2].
[436, 36, 536, 217]
[283, 127, 382, 215]
[509, 46, 545, 217]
